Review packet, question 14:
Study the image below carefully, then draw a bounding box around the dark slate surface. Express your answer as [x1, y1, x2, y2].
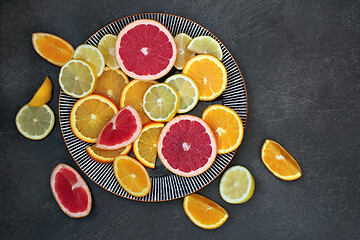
[1, 0, 359, 239]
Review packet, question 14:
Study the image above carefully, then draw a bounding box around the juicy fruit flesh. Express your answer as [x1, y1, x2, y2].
[61, 61, 94, 96]
[17, 105, 53, 136]
[55, 168, 88, 213]
[221, 168, 249, 199]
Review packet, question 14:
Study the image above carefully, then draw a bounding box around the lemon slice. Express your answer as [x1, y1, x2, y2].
[219, 166, 255, 204]
[165, 74, 199, 113]
[187, 36, 223, 60]
[97, 34, 119, 70]
[73, 44, 105, 77]
[28, 76, 53, 107]
[143, 83, 180, 122]
[174, 33, 195, 70]
[15, 104, 55, 140]
[59, 59, 97, 98]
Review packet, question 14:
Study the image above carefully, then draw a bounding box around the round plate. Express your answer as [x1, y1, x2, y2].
[59, 13, 247, 202]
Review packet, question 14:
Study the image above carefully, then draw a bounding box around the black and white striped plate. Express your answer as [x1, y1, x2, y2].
[59, 13, 247, 202]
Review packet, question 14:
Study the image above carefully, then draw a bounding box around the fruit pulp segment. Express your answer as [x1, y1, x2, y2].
[221, 169, 248, 199]
[62, 62, 93, 95]
[137, 127, 162, 161]
[115, 158, 149, 192]
[36, 35, 73, 63]
[94, 69, 127, 105]
[264, 144, 300, 175]
[55, 168, 88, 213]
[161, 120, 213, 173]
[89, 145, 128, 158]
[144, 85, 177, 119]
[119, 24, 174, 75]
[18, 106, 52, 135]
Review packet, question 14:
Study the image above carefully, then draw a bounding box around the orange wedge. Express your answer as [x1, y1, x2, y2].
[261, 139, 302, 180]
[86, 144, 132, 163]
[32, 32, 74, 66]
[202, 105, 244, 154]
[28, 76, 53, 107]
[113, 155, 151, 197]
[183, 193, 228, 229]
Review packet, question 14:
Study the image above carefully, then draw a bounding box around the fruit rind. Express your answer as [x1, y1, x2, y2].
[28, 76, 53, 107]
[86, 144, 132, 163]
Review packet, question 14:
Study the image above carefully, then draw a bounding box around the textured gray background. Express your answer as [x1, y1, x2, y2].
[1, 0, 359, 239]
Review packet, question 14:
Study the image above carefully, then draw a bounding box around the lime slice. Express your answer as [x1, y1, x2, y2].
[165, 74, 199, 113]
[15, 104, 55, 140]
[174, 33, 195, 70]
[143, 83, 180, 122]
[219, 166, 255, 204]
[59, 59, 97, 98]
[73, 44, 105, 77]
[187, 36, 223, 60]
[97, 34, 119, 70]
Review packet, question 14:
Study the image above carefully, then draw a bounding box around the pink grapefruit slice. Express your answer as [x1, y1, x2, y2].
[50, 164, 92, 218]
[157, 115, 217, 177]
[96, 105, 142, 150]
[115, 19, 177, 80]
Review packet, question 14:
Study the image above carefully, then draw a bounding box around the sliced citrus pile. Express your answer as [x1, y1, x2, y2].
[97, 34, 119, 69]
[73, 44, 105, 77]
[165, 74, 199, 113]
[187, 36, 223, 60]
[143, 83, 180, 122]
[174, 33, 195, 70]
[59, 59, 98, 98]
[261, 139, 302, 181]
[16, 104, 55, 140]
[133, 122, 164, 169]
[219, 165, 255, 204]
[120, 79, 158, 125]
[183, 54, 227, 101]
[28, 76, 53, 107]
[93, 67, 129, 106]
[113, 155, 151, 197]
[202, 105, 244, 154]
[183, 193, 228, 229]
[70, 94, 118, 143]
[86, 144, 131, 163]
[32, 32, 74, 66]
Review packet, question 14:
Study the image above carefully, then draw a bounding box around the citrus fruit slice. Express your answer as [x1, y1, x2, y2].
[59, 59, 98, 98]
[202, 105, 244, 154]
[219, 165, 255, 204]
[165, 74, 199, 113]
[157, 115, 217, 177]
[73, 44, 105, 77]
[187, 36, 223, 60]
[143, 83, 180, 122]
[174, 33, 195, 70]
[183, 54, 227, 101]
[50, 164, 92, 218]
[15, 104, 55, 140]
[115, 19, 177, 80]
[86, 144, 132, 163]
[32, 32, 74, 66]
[133, 122, 164, 169]
[97, 34, 119, 69]
[120, 79, 158, 125]
[93, 67, 129, 106]
[28, 76, 53, 107]
[96, 106, 142, 150]
[70, 94, 119, 143]
[261, 139, 302, 181]
[113, 155, 151, 197]
[183, 193, 228, 229]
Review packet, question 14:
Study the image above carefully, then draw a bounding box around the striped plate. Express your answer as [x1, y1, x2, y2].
[59, 13, 248, 202]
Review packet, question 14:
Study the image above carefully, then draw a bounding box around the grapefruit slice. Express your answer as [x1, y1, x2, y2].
[96, 106, 142, 150]
[50, 164, 92, 218]
[157, 115, 217, 177]
[115, 19, 177, 80]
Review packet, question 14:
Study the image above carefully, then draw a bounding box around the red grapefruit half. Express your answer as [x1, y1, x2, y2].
[158, 115, 217, 177]
[115, 19, 177, 80]
[96, 105, 142, 150]
[50, 164, 92, 218]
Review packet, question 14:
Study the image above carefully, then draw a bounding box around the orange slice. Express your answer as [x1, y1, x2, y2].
[86, 144, 132, 163]
[183, 54, 227, 101]
[202, 105, 244, 154]
[93, 67, 129, 106]
[32, 32, 74, 66]
[120, 79, 158, 125]
[183, 193, 228, 229]
[133, 122, 164, 169]
[28, 76, 53, 107]
[70, 94, 119, 143]
[113, 155, 151, 197]
[261, 139, 302, 180]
